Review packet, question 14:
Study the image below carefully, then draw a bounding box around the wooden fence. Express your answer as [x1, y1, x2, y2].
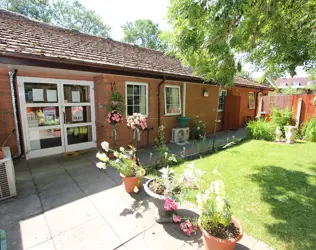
[260, 94, 316, 126]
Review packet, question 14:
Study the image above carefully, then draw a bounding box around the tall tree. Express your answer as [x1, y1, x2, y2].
[0, 0, 110, 37]
[167, 0, 316, 86]
[121, 19, 165, 51]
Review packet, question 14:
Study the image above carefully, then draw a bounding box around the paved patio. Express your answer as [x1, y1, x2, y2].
[0, 145, 273, 250]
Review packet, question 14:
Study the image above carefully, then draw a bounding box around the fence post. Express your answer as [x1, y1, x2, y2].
[295, 98, 303, 128]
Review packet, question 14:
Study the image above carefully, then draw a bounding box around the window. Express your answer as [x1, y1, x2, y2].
[294, 82, 301, 87]
[164, 85, 181, 115]
[125, 82, 148, 116]
[248, 92, 255, 109]
[218, 90, 227, 111]
[281, 82, 288, 88]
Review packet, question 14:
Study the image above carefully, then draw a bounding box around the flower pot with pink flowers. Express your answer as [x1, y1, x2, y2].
[197, 180, 243, 250]
[144, 163, 204, 224]
[96, 141, 145, 193]
[106, 110, 123, 149]
[126, 113, 147, 148]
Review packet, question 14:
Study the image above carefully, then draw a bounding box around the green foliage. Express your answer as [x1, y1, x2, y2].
[197, 180, 232, 235]
[304, 84, 316, 94]
[107, 91, 124, 113]
[155, 125, 167, 147]
[121, 19, 165, 51]
[302, 116, 316, 142]
[270, 107, 292, 136]
[282, 87, 304, 95]
[167, 0, 316, 85]
[191, 119, 206, 139]
[0, 0, 110, 37]
[247, 119, 275, 141]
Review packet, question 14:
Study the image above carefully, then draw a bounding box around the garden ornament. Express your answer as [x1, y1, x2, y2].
[284, 126, 297, 144]
[275, 126, 282, 142]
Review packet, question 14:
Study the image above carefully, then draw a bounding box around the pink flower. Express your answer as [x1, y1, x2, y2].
[164, 198, 178, 211]
[173, 215, 182, 223]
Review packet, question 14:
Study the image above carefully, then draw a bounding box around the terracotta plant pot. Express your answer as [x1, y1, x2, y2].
[144, 179, 173, 223]
[199, 217, 243, 250]
[120, 168, 145, 193]
[0, 149, 3, 160]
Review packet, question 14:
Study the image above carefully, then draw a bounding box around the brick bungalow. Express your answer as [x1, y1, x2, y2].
[0, 10, 272, 159]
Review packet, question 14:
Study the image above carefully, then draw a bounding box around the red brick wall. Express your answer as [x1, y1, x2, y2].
[227, 87, 269, 127]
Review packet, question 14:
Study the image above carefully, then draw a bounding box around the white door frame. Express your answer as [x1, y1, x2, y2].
[17, 77, 96, 159]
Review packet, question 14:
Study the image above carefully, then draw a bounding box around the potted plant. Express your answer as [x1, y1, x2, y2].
[191, 118, 206, 139]
[144, 163, 203, 223]
[197, 180, 243, 250]
[108, 91, 124, 113]
[107, 110, 123, 149]
[96, 141, 145, 193]
[127, 113, 147, 147]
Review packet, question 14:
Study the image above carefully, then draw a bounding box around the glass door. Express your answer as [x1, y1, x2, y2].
[61, 80, 96, 152]
[20, 78, 65, 159]
[18, 77, 96, 159]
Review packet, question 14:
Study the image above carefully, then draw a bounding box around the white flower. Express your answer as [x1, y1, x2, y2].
[96, 162, 106, 169]
[96, 152, 109, 162]
[164, 152, 168, 159]
[119, 147, 125, 152]
[114, 151, 120, 158]
[101, 141, 109, 152]
[133, 186, 139, 193]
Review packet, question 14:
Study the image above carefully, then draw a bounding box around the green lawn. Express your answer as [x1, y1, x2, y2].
[173, 140, 316, 250]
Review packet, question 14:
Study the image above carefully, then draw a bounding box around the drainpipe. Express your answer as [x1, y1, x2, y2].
[157, 77, 166, 127]
[183, 82, 186, 117]
[9, 70, 24, 159]
[213, 85, 221, 135]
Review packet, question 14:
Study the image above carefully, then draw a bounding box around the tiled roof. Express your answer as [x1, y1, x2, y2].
[0, 9, 271, 89]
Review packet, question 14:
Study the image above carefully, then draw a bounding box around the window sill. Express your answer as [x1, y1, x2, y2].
[164, 113, 182, 117]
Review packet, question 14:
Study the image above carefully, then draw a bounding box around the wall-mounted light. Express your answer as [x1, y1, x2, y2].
[203, 89, 209, 97]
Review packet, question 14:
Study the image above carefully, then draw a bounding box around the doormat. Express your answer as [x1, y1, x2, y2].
[176, 141, 191, 146]
[0, 229, 7, 250]
[63, 150, 87, 157]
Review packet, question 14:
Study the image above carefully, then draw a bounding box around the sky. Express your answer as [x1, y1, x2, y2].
[79, 0, 170, 41]
[79, 0, 307, 79]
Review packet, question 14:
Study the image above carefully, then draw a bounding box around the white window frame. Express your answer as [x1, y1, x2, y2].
[164, 85, 182, 116]
[218, 89, 227, 112]
[125, 82, 149, 117]
[248, 92, 255, 109]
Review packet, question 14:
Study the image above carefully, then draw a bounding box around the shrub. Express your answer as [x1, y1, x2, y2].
[247, 119, 275, 141]
[302, 116, 316, 142]
[270, 107, 292, 136]
[191, 119, 206, 139]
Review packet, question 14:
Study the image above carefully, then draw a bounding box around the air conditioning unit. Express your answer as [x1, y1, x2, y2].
[171, 127, 190, 143]
[0, 147, 17, 201]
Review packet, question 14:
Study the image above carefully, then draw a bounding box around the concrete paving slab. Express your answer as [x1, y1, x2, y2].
[28, 239, 55, 250]
[89, 186, 156, 242]
[73, 171, 118, 196]
[15, 171, 37, 198]
[39, 182, 85, 211]
[104, 166, 123, 184]
[53, 216, 121, 250]
[44, 197, 99, 237]
[236, 233, 258, 250]
[19, 213, 51, 249]
[123, 222, 200, 250]
[0, 194, 42, 226]
[254, 240, 274, 250]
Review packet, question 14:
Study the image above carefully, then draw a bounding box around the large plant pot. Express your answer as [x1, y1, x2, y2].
[120, 168, 145, 193]
[199, 217, 243, 250]
[177, 117, 190, 128]
[144, 179, 173, 223]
